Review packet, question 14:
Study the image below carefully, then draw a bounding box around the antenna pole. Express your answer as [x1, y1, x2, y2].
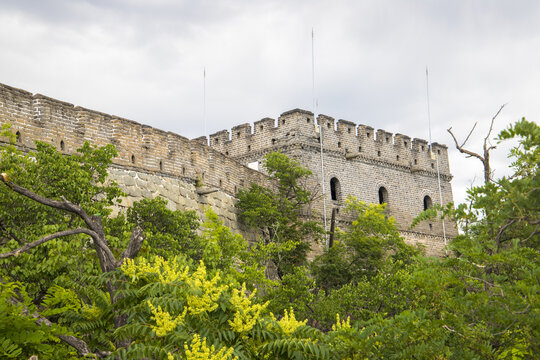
[425, 67, 448, 254]
[203, 67, 207, 143]
[313, 28, 329, 247]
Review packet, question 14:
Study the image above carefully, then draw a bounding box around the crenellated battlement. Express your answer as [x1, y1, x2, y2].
[0, 82, 269, 198]
[209, 109, 451, 177]
[0, 82, 456, 256]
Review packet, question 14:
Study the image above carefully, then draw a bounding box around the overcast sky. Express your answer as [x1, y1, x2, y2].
[1, 0, 539, 205]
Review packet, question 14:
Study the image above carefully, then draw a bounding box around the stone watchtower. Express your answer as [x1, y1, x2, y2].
[209, 109, 457, 255]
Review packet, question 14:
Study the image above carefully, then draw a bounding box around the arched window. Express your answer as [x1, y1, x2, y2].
[330, 177, 341, 201]
[378, 186, 388, 205]
[423, 195, 432, 210]
[15, 131, 22, 143]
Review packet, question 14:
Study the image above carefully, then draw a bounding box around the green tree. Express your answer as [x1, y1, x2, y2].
[311, 198, 419, 291]
[236, 152, 322, 279]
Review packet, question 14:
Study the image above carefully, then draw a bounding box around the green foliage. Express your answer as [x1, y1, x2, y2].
[113, 256, 330, 360]
[0, 118, 538, 358]
[237, 152, 322, 279]
[312, 198, 420, 291]
[0, 280, 76, 359]
[127, 197, 200, 259]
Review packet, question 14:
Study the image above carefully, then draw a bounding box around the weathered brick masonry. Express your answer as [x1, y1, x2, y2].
[209, 109, 458, 255]
[0, 83, 456, 255]
[0, 83, 268, 240]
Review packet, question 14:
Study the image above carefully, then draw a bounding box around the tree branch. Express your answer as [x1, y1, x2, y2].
[461, 122, 477, 148]
[35, 309, 111, 357]
[0, 176, 95, 229]
[484, 103, 506, 147]
[447, 127, 485, 162]
[0, 228, 98, 259]
[120, 226, 144, 261]
[0, 177, 119, 270]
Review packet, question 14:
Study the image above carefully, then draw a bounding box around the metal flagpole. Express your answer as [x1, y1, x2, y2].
[313, 28, 328, 247]
[425, 67, 448, 253]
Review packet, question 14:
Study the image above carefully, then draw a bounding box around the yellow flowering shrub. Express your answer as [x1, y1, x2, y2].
[121, 256, 189, 284]
[228, 283, 268, 333]
[271, 308, 307, 335]
[186, 261, 228, 315]
[184, 334, 237, 360]
[332, 313, 351, 331]
[147, 301, 187, 337]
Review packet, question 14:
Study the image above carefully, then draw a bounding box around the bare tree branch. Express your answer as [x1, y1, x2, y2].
[447, 104, 506, 184]
[461, 122, 477, 148]
[485, 103, 506, 147]
[0, 177, 120, 270]
[447, 127, 485, 162]
[121, 226, 144, 261]
[0, 228, 97, 259]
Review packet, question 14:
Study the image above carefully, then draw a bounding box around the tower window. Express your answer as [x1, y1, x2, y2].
[347, 128, 351, 134]
[377, 151, 381, 157]
[378, 186, 388, 205]
[272, 139, 276, 145]
[327, 122, 331, 129]
[215, 138, 219, 145]
[159, 160, 163, 171]
[260, 125, 264, 131]
[306, 118, 310, 123]
[247, 145, 251, 151]
[421, 145, 425, 151]
[359, 146, 362, 152]
[330, 177, 341, 201]
[337, 142, 341, 148]
[131, 154, 135, 164]
[16, 131, 21, 143]
[396, 155, 399, 161]
[423, 195, 433, 210]
[60, 140, 65, 150]
[366, 133, 370, 138]
[282, 119, 286, 125]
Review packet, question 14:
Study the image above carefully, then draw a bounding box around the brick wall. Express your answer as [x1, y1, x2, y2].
[209, 109, 458, 255]
[0, 83, 456, 256]
[0, 82, 268, 241]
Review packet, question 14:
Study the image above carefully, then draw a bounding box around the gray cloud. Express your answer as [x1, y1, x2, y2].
[1, 0, 539, 206]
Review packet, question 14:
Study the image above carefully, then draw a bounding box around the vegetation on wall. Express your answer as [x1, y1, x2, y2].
[0, 118, 538, 359]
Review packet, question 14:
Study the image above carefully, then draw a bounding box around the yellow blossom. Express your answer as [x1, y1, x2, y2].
[147, 301, 187, 337]
[332, 313, 351, 331]
[121, 256, 189, 284]
[186, 261, 227, 315]
[271, 308, 307, 335]
[228, 283, 268, 333]
[184, 334, 237, 360]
